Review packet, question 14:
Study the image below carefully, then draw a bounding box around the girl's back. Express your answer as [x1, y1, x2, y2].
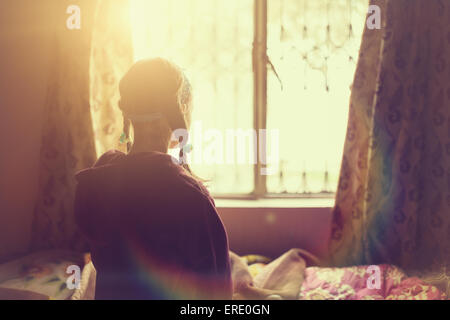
[74, 150, 232, 299]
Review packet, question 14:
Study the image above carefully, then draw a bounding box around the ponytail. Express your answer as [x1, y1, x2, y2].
[123, 117, 132, 153]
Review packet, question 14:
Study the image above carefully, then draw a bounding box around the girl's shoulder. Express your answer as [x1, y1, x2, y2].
[94, 149, 126, 167]
[177, 170, 216, 208]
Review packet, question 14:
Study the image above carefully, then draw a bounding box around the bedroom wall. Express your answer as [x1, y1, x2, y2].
[218, 206, 333, 260]
[0, 0, 58, 263]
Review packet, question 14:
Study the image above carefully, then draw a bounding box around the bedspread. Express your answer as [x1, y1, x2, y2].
[0, 250, 94, 300]
[234, 250, 447, 300]
[299, 265, 446, 300]
[1, 249, 446, 300]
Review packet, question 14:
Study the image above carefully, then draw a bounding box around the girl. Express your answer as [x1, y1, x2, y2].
[74, 58, 232, 300]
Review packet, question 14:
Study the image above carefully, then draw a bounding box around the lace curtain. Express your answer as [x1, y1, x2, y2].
[266, 0, 369, 194]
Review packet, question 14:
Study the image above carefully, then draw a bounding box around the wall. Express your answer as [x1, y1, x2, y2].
[0, 0, 58, 262]
[218, 206, 333, 260]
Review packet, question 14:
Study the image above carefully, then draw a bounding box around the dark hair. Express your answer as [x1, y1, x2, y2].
[119, 58, 200, 179]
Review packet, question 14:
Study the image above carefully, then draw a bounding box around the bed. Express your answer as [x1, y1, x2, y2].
[0, 250, 95, 300]
[0, 249, 446, 300]
[232, 249, 448, 300]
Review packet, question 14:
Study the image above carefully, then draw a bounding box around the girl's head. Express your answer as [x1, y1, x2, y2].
[119, 58, 193, 153]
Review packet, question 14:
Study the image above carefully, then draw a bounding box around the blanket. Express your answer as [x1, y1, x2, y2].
[231, 249, 318, 300]
[0, 250, 94, 300]
[232, 249, 447, 300]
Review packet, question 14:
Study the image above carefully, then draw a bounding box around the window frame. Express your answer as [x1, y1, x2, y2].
[213, 0, 336, 200]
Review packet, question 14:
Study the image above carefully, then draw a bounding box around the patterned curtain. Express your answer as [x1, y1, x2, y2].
[90, 0, 134, 156]
[31, 0, 99, 251]
[329, 0, 450, 291]
[31, 0, 134, 251]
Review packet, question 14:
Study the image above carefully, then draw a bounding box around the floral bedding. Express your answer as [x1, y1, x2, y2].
[243, 255, 447, 300]
[0, 251, 84, 300]
[1, 250, 446, 300]
[299, 265, 446, 300]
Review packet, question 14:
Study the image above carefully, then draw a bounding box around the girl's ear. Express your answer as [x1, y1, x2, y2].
[180, 103, 188, 114]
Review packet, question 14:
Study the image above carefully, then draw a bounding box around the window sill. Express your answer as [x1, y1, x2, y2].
[214, 197, 334, 209]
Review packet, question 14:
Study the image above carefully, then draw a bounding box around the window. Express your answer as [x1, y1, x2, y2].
[129, 0, 368, 198]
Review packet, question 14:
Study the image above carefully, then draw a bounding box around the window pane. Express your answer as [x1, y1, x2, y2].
[130, 0, 254, 194]
[266, 0, 368, 194]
